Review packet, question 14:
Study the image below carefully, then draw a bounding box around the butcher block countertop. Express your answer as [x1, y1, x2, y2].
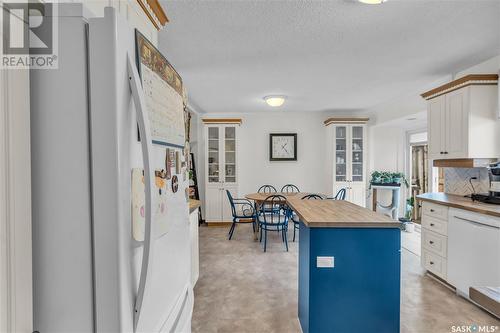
[287, 198, 401, 228]
[189, 199, 201, 214]
[417, 193, 500, 218]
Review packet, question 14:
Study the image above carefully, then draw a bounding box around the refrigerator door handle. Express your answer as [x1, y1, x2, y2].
[127, 54, 156, 332]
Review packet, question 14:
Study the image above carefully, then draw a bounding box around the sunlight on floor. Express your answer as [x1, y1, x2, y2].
[401, 225, 421, 257]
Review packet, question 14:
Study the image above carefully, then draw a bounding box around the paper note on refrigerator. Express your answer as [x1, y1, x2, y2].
[135, 30, 185, 148]
[132, 168, 169, 241]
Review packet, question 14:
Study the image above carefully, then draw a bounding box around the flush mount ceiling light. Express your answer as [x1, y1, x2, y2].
[358, 0, 387, 4]
[264, 95, 286, 107]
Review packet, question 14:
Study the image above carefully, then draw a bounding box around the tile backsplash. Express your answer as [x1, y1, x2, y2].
[444, 167, 490, 195]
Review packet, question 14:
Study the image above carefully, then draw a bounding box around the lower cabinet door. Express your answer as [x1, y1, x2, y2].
[205, 187, 222, 222]
[349, 183, 366, 207]
[422, 249, 447, 280]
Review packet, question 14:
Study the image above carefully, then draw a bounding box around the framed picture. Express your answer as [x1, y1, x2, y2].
[269, 133, 297, 161]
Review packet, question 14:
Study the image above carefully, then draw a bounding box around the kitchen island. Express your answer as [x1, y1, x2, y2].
[287, 198, 402, 333]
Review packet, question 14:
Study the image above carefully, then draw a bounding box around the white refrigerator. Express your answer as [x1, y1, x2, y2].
[30, 5, 193, 332]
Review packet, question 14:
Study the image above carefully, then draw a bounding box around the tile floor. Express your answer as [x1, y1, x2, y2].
[192, 224, 499, 333]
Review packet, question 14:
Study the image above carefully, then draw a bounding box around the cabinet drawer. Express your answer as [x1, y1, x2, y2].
[422, 249, 447, 280]
[422, 202, 449, 221]
[421, 215, 448, 236]
[422, 229, 448, 258]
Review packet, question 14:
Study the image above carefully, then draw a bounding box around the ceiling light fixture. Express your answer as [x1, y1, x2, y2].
[264, 95, 286, 107]
[358, 0, 387, 4]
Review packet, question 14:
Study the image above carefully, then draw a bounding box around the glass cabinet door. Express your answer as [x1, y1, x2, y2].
[335, 126, 347, 182]
[207, 127, 220, 183]
[224, 126, 236, 183]
[351, 126, 364, 182]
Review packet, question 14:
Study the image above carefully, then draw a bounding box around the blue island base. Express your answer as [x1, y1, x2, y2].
[298, 222, 401, 333]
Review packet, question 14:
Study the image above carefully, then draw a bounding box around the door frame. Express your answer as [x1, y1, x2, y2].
[405, 128, 429, 221]
[0, 68, 33, 331]
[404, 128, 428, 186]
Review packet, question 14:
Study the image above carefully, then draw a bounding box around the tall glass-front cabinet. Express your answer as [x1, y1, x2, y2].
[204, 121, 239, 223]
[327, 119, 367, 207]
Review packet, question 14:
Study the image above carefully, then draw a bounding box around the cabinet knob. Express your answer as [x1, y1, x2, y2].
[430, 223, 435, 227]
[429, 241, 434, 245]
[430, 209, 435, 212]
[440, 152, 444, 154]
[429, 261, 434, 265]
[444, 152, 448, 154]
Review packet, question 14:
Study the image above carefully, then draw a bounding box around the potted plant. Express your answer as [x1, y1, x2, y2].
[370, 171, 382, 184]
[399, 197, 415, 232]
[369, 171, 409, 188]
[391, 172, 410, 188]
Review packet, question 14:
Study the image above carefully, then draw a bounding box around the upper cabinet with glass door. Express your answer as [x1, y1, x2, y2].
[335, 126, 347, 182]
[351, 126, 364, 182]
[326, 118, 368, 206]
[224, 126, 237, 183]
[205, 123, 239, 184]
[207, 126, 220, 183]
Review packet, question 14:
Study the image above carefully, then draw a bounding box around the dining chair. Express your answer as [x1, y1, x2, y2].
[257, 184, 280, 214]
[291, 194, 324, 242]
[328, 188, 347, 200]
[257, 195, 290, 252]
[281, 184, 300, 193]
[258, 185, 277, 193]
[226, 190, 255, 240]
[301, 194, 323, 200]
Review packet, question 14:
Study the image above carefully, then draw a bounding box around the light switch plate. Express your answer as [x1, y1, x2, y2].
[316, 256, 334, 268]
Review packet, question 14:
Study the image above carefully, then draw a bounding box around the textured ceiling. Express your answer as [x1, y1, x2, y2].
[159, 0, 500, 113]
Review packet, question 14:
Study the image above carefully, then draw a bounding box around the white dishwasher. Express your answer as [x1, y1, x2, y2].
[448, 208, 500, 298]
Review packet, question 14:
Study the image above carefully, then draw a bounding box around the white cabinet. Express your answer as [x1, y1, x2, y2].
[421, 202, 449, 280]
[423, 76, 499, 160]
[444, 89, 467, 158]
[428, 96, 445, 158]
[331, 123, 367, 207]
[204, 124, 239, 223]
[421, 200, 500, 298]
[189, 207, 199, 287]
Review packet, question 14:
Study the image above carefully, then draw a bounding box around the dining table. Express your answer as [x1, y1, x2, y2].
[244, 192, 322, 240]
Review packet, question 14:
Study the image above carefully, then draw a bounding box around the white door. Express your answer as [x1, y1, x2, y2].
[445, 89, 467, 158]
[205, 124, 239, 222]
[206, 125, 223, 222]
[221, 125, 238, 222]
[348, 125, 366, 207]
[205, 187, 222, 222]
[333, 125, 348, 184]
[349, 183, 366, 207]
[428, 96, 445, 159]
[332, 124, 366, 206]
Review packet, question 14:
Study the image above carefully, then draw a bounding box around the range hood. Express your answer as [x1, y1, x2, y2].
[433, 158, 498, 168]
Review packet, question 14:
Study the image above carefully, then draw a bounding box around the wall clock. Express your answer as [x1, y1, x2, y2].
[269, 133, 297, 161]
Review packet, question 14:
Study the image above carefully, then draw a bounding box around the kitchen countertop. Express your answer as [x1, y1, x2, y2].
[287, 198, 401, 228]
[416, 193, 500, 218]
[189, 199, 201, 214]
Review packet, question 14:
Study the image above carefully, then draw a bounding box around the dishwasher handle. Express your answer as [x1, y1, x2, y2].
[453, 216, 500, 230]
